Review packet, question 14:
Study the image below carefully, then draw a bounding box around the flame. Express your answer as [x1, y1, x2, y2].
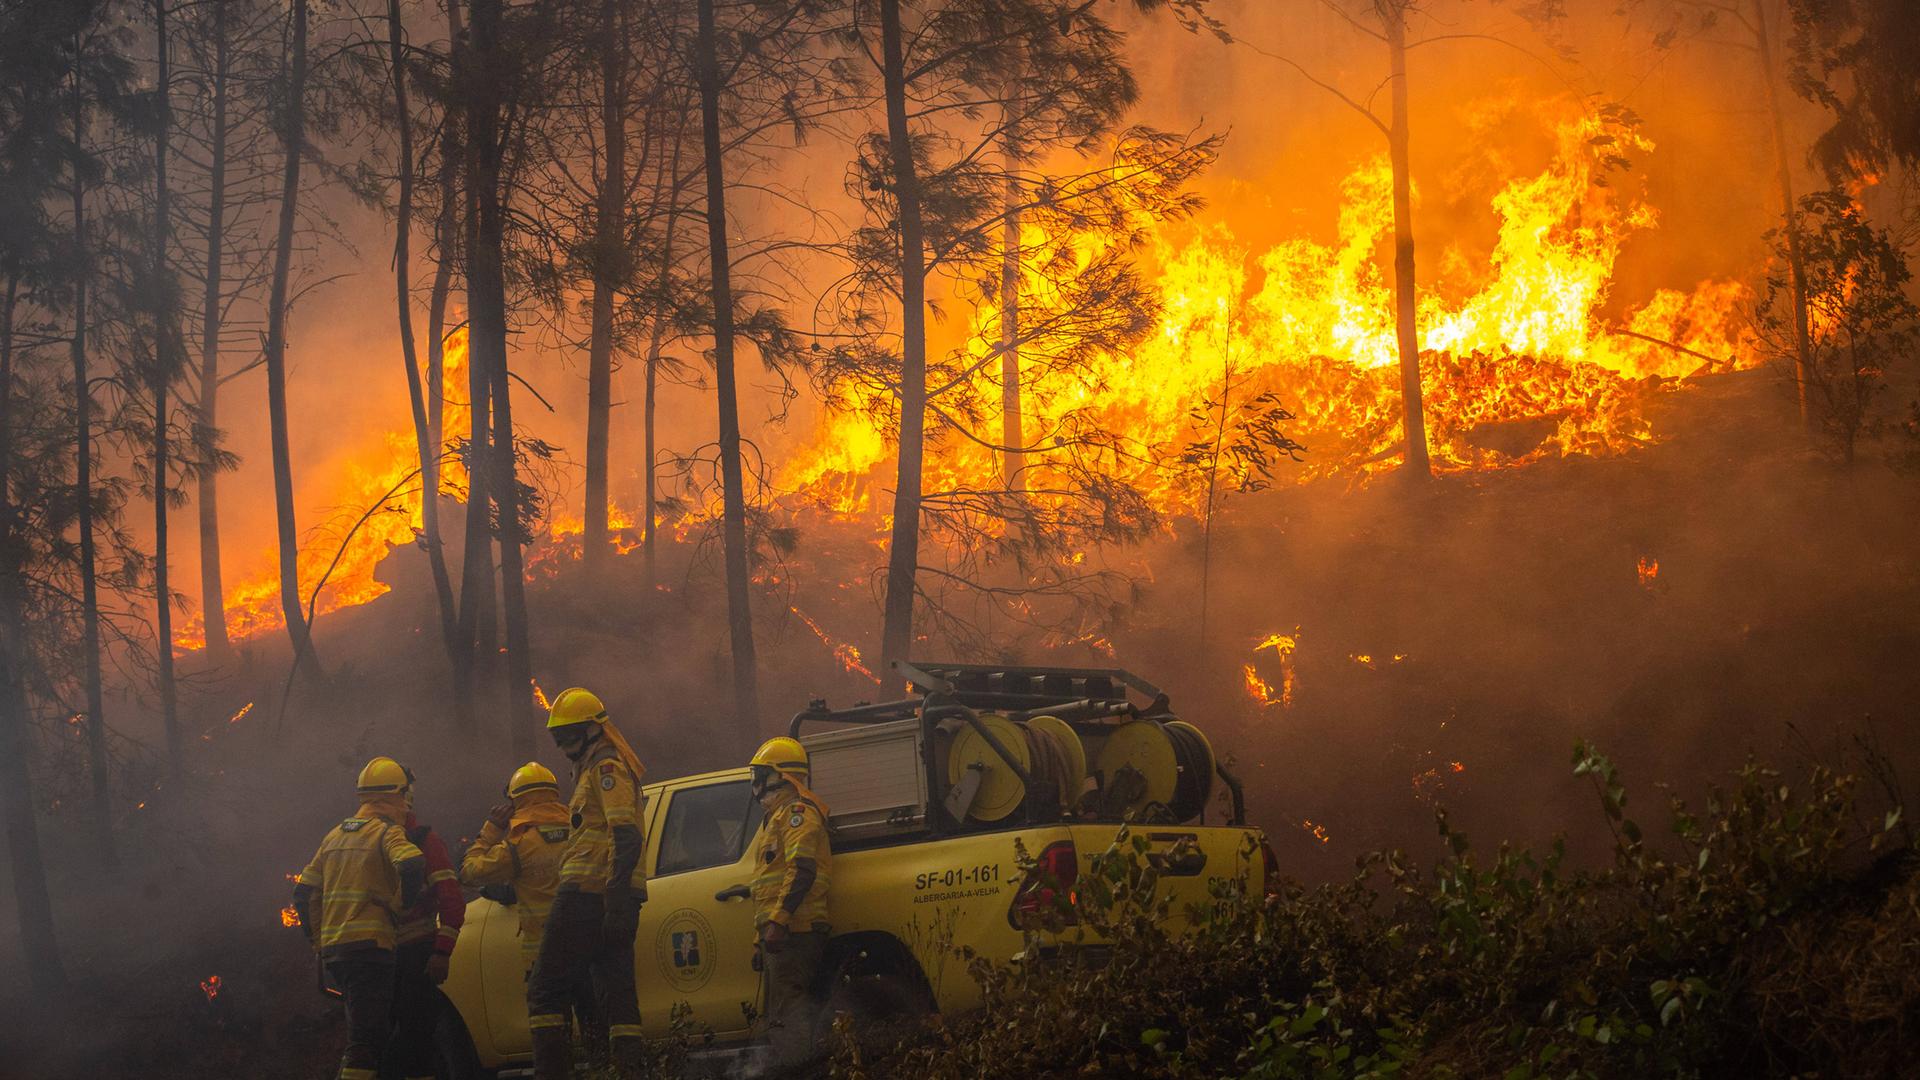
[1300, 819, 1331, 845]
[227, 702, 254, 724]
[280, 904, 300, 928]
[790, 606, 881, 685]
[200, 975, 222, 1002]
[780, 97, 1757, 517]
[1245, 630, 1299, 709]
[177, 329, 475, 652]
[531, 678, 551, 712]
[1637, 555, 1660, 590]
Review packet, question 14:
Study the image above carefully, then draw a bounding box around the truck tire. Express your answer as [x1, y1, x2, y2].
[817, 935, 935, 1054]
[428, 991, 489, 1080]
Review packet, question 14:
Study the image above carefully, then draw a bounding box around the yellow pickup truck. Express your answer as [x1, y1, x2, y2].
[429, 664, 1274, 1076]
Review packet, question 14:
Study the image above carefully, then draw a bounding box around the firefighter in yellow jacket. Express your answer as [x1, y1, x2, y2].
[527, 689, 649, 1079]
[460, 762, 573, 970]
[291, 758, 428, 1080]
[747, 736, 833, 1068]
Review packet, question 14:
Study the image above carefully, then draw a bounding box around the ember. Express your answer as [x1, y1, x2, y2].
[200, 975, 222, 1003]
[1637, 555, 1660, 590]
[227, 702, 254, 724]
[531, 678, 552, 712]
[280, 904, 301, 928]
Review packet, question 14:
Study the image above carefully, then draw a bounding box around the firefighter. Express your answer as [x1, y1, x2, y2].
[291, 758, 427, 1080]
[526, 688, 649, 1079]
[386, 763, 465, 1080]
[746, 736, 833, 1070]
[460, 761, 572, 971]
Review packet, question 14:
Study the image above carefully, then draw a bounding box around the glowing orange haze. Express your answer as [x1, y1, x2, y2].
[177, 99, 1755, 654]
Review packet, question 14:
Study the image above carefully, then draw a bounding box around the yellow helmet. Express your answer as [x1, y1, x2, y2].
[749, 736, 809, 780]
[547, 687, 608, 729]
[357, 756, 411, 795]
[506, 761, 559, 798]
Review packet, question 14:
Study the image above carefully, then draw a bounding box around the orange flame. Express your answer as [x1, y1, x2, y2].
[200, 975, 222, 1002]
[280, 904, 300, 928]
[790, 606, 881, 685]
[227, 702, 254, 725]
[1637, 555, 1660, 590]
[531, 678, 551, 712]
[1300, 819, 1331, 845]
[1245, 631, 1298, 709]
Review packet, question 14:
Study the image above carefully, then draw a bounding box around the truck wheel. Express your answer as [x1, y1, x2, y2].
[429, 993, 489, 1080]
[818, 939, 934, 1055]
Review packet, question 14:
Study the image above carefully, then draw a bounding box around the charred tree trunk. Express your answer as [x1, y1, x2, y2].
[1382, 1, 1430, 477]
[195, 0, 231, 662]
[388, 0, 458, 660]
[999, 132, 1023, 491]
[878, 0, 929, 671]
[640, 128, 687, 594]
[151, 0, 181, 773]
[1753, 0, 1815, 434]
[265, 0, 322, 680]
[696, 0, 761, 740]
[442, 0, 488, 733]
[0, 266, 64, 989]
[583, 0, 627, 572]
[71, 72, 115, 865]
[466, 0, 533, 756]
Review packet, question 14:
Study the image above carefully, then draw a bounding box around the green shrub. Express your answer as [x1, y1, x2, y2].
[830, 743, 1915, 1079]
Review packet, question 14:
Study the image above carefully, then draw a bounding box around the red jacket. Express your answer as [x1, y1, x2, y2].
[397, 814, 465, 954]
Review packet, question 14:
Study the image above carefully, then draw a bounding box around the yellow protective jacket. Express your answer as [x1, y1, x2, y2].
[559, 744, 648, 895]
[750, 786, 831, 932]
[461, 799, 572, 965]
[293, 798, 427, 955]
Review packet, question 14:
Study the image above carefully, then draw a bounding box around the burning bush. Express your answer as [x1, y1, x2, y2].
[832, 743, 1915, 1078]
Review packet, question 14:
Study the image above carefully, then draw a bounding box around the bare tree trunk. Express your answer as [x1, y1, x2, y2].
[1753, 0, 1815, 433]
[152, 0, 181, 774]
[466, 0, 534, 756]
[195, 0, 231, 662]
[0, 266, 64, 990]
[696, 0, 760, 740]
[265, 0, 322, 680]
[389, 0, 458, 659]
[583, 0, 627, 572]
[640, 127, 688, 594]
[878, 0, 929, 671]
[71, 72, 115, 865]
[1382, 0, 1430, 477]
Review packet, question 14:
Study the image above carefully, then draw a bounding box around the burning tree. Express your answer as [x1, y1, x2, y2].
[825, 0, 1222, 665]
[1757, 189, 1919, 464]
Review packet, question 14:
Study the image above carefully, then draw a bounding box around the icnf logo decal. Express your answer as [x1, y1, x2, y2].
[656, 908, 718, 993]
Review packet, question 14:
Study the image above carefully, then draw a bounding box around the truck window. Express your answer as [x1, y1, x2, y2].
[654, 780, 763, 877]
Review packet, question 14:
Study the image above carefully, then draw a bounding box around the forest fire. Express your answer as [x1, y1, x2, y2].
[1244, 631, 1299, 709]
[178, 100, 1758, 656]
[779, 100, 1758, 516]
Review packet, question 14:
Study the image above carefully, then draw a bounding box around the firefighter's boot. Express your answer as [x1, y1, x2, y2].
[612, 1033, 649, 1078]
[529, 1023, 572, 1080]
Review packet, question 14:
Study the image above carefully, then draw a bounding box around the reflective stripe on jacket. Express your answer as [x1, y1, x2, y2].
[750, 787, 831, 932]
[296, 801, 425, 953]
[395, 821, 464, 953]
[462, 807, 571, 964]
[560, 747, 647, 893]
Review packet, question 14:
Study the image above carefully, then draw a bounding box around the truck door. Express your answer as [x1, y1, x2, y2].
[635, 777, 765, 1038]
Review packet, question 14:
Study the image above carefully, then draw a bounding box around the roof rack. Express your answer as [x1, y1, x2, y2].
[787, 660, 1172, 735]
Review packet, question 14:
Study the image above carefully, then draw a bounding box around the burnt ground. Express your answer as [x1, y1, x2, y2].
[2, 367, 1918, 1078]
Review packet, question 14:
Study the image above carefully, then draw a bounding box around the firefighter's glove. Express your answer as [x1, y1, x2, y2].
[427, 953, 451, 984]
[486, 803, 512, 831]
[760, 921, 789, 954]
